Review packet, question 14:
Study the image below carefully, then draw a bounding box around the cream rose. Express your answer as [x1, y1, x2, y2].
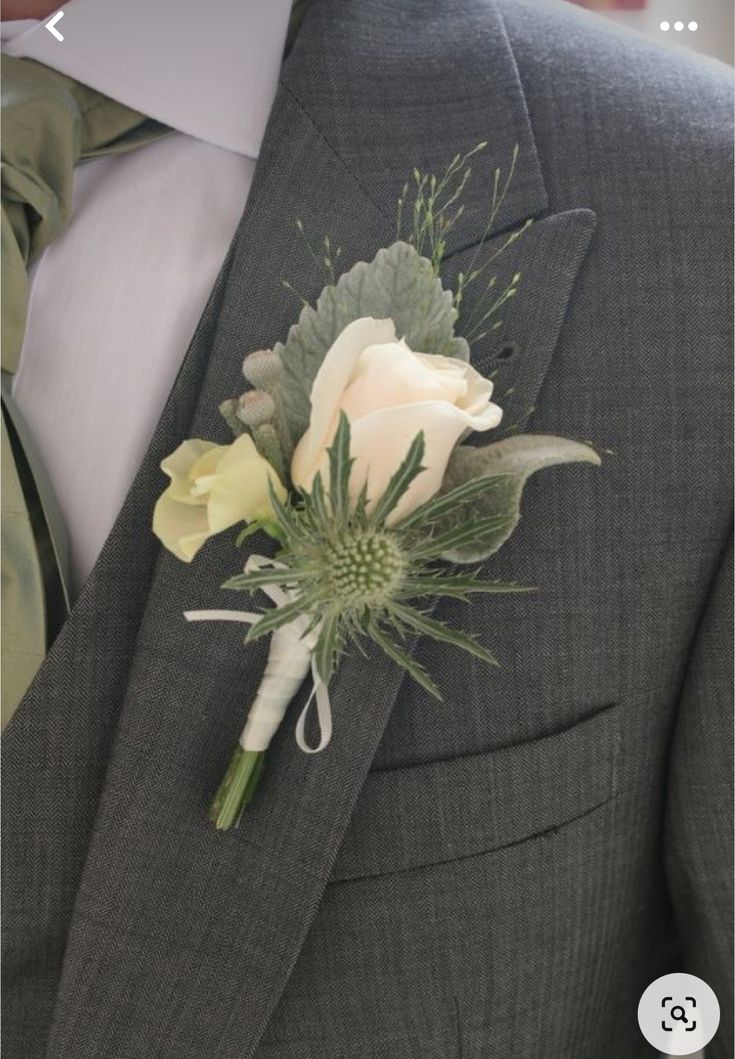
[291, 317, 502, 523]
[153, 433, 285, 562]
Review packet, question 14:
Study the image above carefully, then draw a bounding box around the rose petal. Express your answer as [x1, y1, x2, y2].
[152, 488, 211, 562]
[206, 434, 286, 534]
[348, 398, 502, 524]
[415, 353, 496, 418]
[293, 317, 397, 484]
[339, 341, 467, 421]
[161, 439, 224, 505]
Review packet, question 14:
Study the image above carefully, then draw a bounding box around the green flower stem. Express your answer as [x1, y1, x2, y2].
[209, 747, 265, 830]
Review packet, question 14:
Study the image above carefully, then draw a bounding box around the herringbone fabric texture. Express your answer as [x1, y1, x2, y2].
[2, 2, 732, 1057]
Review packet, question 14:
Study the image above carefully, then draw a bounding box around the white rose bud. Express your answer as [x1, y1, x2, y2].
[291, 317, 502, 524]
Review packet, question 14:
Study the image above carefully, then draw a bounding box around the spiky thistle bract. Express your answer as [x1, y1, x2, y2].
[224, 413, 531, 699]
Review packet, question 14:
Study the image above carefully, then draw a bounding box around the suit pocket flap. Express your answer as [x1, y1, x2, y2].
[331, 703, 620, 882]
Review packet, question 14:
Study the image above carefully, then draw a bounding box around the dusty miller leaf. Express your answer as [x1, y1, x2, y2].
[437, 435, 602, 563]
[276, 241, 469, 440]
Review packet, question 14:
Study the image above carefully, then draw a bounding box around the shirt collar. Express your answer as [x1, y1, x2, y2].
[3, 0, 292, 157]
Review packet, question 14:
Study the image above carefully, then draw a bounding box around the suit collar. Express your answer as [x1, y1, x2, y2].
[282, 0, 548, 251]
[44, 5, 593, 1057]
[4, 0, 292, 156]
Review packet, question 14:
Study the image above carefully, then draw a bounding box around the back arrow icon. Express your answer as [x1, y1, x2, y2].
[45, 12, 64, 41]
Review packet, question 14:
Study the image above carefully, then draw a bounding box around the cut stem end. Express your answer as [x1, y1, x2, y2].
[209, 747, 265, 830]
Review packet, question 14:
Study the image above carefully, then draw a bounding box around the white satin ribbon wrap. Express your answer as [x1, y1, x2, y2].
[184, 556, 332, 754]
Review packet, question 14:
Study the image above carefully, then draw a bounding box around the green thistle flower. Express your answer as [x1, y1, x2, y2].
[224, 413, 530, 700]
[325, 531, 406, 609]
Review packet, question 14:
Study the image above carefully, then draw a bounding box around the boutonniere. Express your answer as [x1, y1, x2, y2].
[153, 145, 602, 829]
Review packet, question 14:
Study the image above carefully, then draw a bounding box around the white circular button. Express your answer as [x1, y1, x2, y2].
[674, 20, 685, 31]
[660, 20, 670, 30]
[688, 20, 698, 31]
[638, 973, 720, 1055]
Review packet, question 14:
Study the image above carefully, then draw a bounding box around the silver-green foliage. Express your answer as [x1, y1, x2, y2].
[435, 435, 602, 563]
[224, 414, 529, 697]
[275, 242, 469, 441]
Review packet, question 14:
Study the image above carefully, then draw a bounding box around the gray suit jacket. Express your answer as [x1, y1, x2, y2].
[3, 1, 732, 1056]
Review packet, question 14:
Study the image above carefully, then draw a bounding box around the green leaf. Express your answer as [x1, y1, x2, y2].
[390, 602, 499, 667]
[235, 518, 284, 547]
[314, 609, 341, 684]
[434, 435, 602, 563]
[398, 575, 534, 600]
[309, 470, 331, 529]
[353, 481, 370, 524]
[414, 513, 514, 559]
[327, 412, 354, 523]
[222, 567, 310, 591]
[445, 435, 602, 481]
[276, 241, 470, 439]
[395, 473, 515, 530]
[267, 481, 313, 548]
[245, 597, 310, 643]
[367, 620, 442, 700]
[370, 431, 426, 527]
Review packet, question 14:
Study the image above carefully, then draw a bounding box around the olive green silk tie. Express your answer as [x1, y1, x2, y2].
[1, 0, 310, 727]
[1, 56, 169, 728]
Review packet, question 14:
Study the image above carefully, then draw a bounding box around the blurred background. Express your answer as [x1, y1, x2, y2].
[567, 0, 734, 65]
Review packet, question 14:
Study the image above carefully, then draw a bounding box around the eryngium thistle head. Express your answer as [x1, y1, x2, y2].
[225, 414, 526, 693]
[326, 530, 405, 610]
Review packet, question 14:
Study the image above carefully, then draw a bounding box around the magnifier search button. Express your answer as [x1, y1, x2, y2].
[638, 973, 720, 1055]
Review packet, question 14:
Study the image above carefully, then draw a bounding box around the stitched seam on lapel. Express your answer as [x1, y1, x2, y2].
[279, 81, 394, 228]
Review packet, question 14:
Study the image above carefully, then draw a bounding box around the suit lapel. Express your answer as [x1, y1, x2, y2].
[44, 4, 594, 1057]
[444, 206, 597, 433]
[282, 0, 547, 250]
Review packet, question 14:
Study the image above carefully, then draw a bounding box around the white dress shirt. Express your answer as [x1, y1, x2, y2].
[3, 0, 291, 595]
